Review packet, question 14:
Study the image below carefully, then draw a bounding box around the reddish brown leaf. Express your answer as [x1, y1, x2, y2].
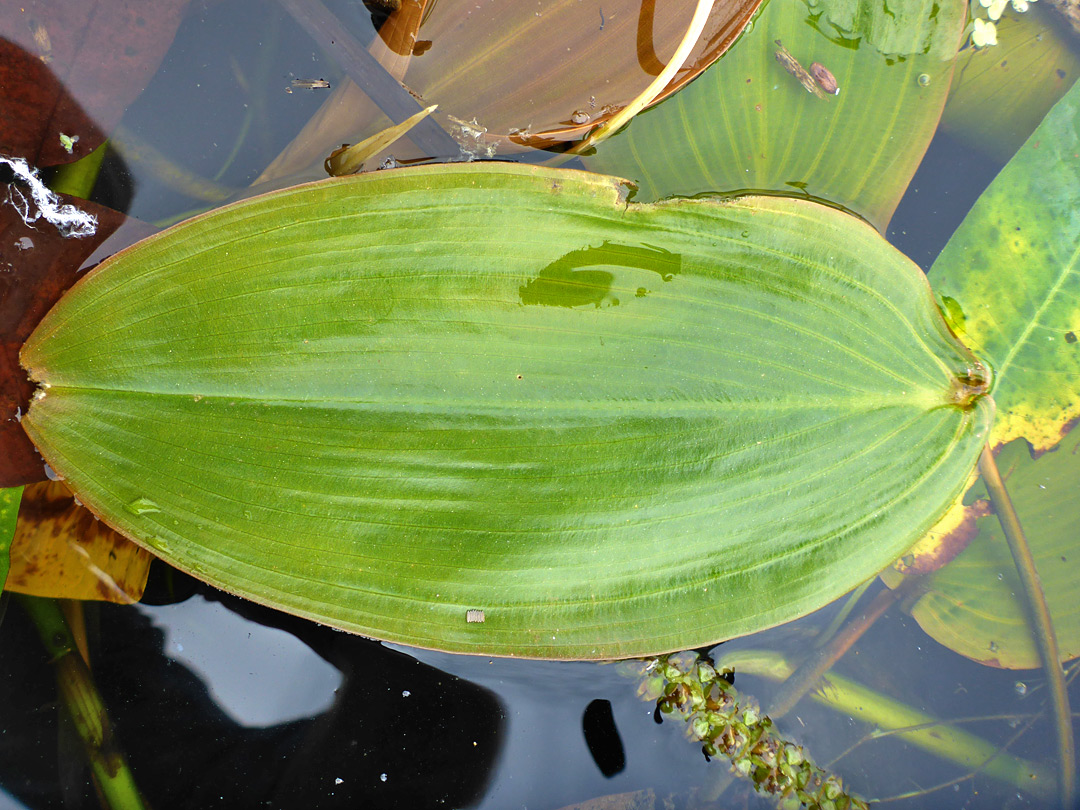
[393, 0, 761, 146]
[0, 196, 155, 487]
[0, 37, 103, 165]
[260, 0, 763, 180]
[0, 0, 190, 165]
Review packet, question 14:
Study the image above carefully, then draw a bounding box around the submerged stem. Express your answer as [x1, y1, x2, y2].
[978, 443, 1076, 807]
[767, 582, 906, 719]
[18, 596, 149, 810]
[719, 648, 1054, 798]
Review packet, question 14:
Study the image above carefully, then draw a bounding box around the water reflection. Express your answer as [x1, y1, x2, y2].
[140, 596, 342, 727]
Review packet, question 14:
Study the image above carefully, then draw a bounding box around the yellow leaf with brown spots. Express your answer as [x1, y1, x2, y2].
[6, 480, 151, 603]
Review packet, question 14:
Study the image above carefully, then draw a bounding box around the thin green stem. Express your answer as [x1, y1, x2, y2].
[816, 578, 874, 647]
[719, 648, 1054, 798]
[18, 596, 149, 810]
[871, 710, 1040, 803]
[978, 443, 1076, 807]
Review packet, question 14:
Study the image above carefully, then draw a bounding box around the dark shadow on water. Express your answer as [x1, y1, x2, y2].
[0, 575, 505, 810]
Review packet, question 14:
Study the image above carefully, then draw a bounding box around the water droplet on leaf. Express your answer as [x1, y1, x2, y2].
[125, 497, 162, 515]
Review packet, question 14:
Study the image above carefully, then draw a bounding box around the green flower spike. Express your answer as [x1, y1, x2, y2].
[622, 652, 871, 810]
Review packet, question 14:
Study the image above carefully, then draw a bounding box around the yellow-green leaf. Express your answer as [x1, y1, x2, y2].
[931, 74, 1080, 451]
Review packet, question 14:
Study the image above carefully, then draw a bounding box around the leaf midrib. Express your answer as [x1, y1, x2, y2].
[33, 385, 941, 414]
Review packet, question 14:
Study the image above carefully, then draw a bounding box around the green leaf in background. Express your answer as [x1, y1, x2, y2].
[931, 73, 1080, 453]
[20, 164, 991, 659]
[889, 73, 1080, 668]
[0, 487, 22, 591]
[941, 7, 1080, 164]
[583, 0, 967, 230]
[905, 429, 1080, 668]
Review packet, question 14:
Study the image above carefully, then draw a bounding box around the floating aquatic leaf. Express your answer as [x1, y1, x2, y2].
[887, 74, 1080, 668]
[583, 0, 967, 230]
[20, 163, 991, 658]
[931, 72, 1080, 451]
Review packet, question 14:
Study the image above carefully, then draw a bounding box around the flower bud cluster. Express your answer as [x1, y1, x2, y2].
[622, 652, 869, 810]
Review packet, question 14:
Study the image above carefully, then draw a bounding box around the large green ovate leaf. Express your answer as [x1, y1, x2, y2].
[909, 429, 1080, 668]
[21, 164, 991, 659]
[931, 75, 1080, 452]
[582, 0, 967, 229]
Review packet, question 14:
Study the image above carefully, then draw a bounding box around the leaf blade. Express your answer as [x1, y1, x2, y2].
[22, 164, 991, 658]
[583, 0, 967, 229]
[931, 75, 1080, 451]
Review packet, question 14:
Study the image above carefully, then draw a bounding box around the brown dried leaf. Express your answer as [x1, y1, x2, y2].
[0, 197, 155, 487]
[888, 494, 992, 578]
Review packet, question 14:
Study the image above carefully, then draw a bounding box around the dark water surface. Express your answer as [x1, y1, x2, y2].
[0, 1, 1076, 809]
